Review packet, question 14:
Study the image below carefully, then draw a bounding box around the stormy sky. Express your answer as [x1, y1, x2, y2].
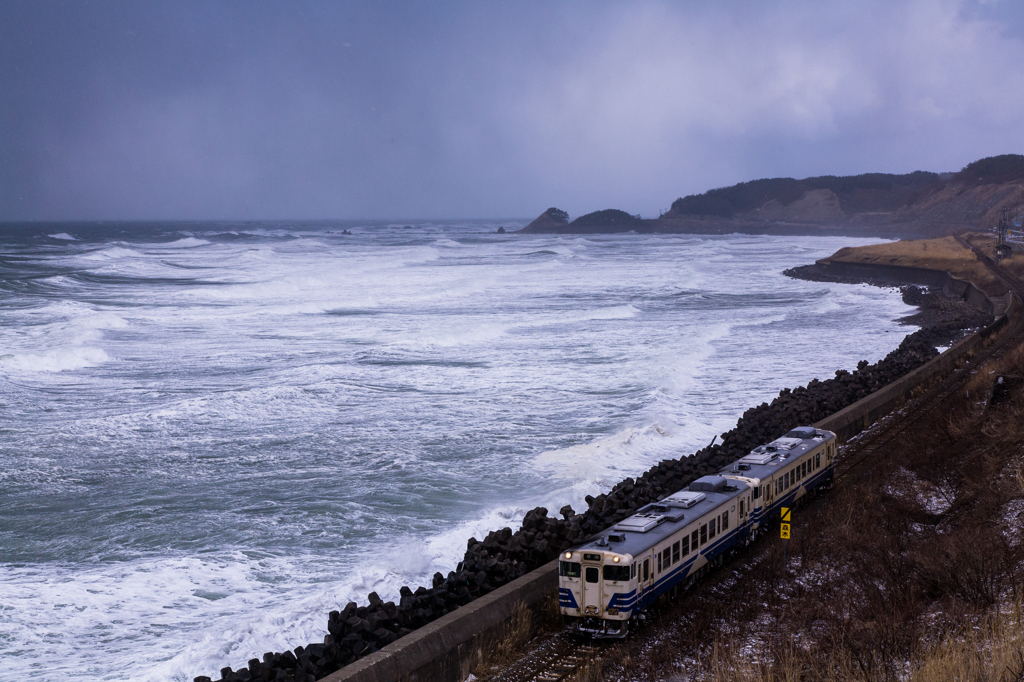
[2, 1, 1024, 221]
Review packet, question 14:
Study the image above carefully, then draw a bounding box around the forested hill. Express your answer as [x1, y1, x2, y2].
[666, 171, 944, 219]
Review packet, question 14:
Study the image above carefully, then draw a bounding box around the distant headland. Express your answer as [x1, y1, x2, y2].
[520, 154, 1024, 239]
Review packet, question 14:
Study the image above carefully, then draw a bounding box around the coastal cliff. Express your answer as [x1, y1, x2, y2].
[521, 154, 1024, 239]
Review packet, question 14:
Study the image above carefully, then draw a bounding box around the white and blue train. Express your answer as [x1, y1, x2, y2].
[558, 426, 837, 637]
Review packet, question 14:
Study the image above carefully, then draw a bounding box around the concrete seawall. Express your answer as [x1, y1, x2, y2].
[321, 262, 1019, 682]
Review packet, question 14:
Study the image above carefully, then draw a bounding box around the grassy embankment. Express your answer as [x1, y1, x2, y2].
[828, 232, 1024, 297]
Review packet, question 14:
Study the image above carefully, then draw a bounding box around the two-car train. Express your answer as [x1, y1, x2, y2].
[558, 426, 837, 637]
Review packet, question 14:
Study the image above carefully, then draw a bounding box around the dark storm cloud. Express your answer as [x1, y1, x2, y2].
[2, 0, 1024, 221]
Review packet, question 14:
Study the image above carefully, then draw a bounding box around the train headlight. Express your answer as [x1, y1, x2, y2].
[612, 556, 620, 563]
[564, 552, 572, 559]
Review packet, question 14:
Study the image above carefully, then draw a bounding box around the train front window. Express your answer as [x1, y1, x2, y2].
[559, 561, 581, 578]
[585, 567, 599, 583]
[604, 565, 630, 582]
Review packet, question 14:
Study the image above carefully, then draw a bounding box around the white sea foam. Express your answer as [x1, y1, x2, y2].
[0, 228, 923, 682]
[0, 346, 110, 372]
[48, 232, 76, 240]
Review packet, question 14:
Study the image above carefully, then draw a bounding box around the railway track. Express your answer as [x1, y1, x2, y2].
[485, 634, 601, 682]
[492, 235, 1024, 682]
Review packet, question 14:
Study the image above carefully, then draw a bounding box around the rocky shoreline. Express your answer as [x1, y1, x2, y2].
[197, 276, 990, 682]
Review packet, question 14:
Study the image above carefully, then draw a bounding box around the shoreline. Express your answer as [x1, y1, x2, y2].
[199, 255, 997, 682]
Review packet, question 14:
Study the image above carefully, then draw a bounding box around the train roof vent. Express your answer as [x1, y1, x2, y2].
[665, 491, 706, 508]
[786, 426, 817, 439]
[770, 437, 802, 451]
[614, 513, 666, 533]
[740, 450, 775, 465]
[637, 501, 688, 522]
[689, 476, 727, 493]
[608, 532, 625, 543]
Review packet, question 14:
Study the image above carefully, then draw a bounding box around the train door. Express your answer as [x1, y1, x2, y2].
[582, 556, 602, 615]
[636, 552, 652, 607]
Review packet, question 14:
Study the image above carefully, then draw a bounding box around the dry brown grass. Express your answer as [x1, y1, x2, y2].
[908, 607, 1024, 682]
[472, 602, 535, 675]
[828, 234, 1004, 294]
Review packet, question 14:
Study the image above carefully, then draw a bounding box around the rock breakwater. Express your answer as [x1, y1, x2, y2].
[198, 319, 974, 682]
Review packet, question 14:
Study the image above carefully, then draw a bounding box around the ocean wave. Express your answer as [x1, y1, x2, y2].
[157, 237, 210, 248]
[0, 347, 110, 372]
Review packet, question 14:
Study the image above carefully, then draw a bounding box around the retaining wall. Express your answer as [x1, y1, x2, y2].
[322, 262, 1019, 682]
[320, 560, 558, 682]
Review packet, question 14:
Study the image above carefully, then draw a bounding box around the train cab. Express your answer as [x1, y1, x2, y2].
[559, 544, 635, 637]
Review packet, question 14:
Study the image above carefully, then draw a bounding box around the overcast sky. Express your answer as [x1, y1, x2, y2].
[2, 0, 1024, 221]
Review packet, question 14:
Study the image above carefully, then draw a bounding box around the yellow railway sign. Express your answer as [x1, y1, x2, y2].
[781, 507, 791, 523]
[780, 523, 790, 539]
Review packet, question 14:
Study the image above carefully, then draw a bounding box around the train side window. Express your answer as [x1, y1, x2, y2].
[700, 524, 707, 546]
[784, 473, 790, 489]
[631, 562, 636, 579]
[585, 567, 599, 583]
[692, 529, 699, 549]
[657, 551, 662, 573]
[673, 541, 680, 564]
[816, 453, 821, 468]
[722, 510, 729, 530]
[740, 500, 744, 515]
[663, 548, 670, 570]
[708, 518, 716, 540]
[643, 559, 649, 582]
[682, 535, 689, 556]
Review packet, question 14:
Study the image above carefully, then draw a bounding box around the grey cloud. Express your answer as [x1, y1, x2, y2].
[2, 0, 1024, 221]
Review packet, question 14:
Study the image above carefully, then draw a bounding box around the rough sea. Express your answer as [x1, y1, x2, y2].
[0, 222, 918, 681]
